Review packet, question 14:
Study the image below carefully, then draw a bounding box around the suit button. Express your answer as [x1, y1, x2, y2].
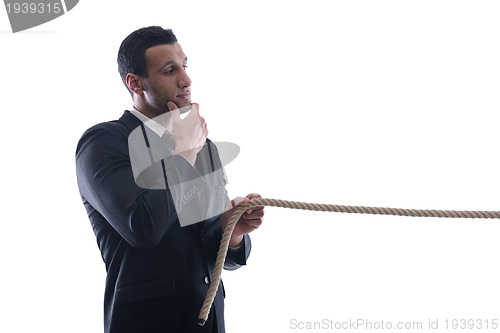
[204, 276, 210, 285]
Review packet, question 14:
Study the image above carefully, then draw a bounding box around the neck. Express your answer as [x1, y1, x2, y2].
[133, 103, 172, 132]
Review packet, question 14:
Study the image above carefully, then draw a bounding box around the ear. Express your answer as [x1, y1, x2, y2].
[126, 73, 144, 96]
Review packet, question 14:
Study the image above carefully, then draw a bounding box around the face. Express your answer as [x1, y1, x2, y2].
[139, 43, 192, 116]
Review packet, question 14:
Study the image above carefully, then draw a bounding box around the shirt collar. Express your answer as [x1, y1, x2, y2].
[129, 106, 170, 137]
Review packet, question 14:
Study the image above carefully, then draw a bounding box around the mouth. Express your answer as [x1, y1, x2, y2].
[176, 92, 191, 100]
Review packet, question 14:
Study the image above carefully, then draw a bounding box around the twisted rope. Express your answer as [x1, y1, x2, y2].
[197, 197, 500, 325]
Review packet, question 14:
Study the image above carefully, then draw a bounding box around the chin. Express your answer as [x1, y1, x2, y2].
[177, 100, 192, 108]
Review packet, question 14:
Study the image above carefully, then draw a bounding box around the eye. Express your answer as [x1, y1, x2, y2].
[182, 65, 188, 70]
[164, 68, 174, 74]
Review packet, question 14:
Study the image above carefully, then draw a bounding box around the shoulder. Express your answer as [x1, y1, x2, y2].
[79, 110, 141, 140]
[76, 113, 137, 158]
[77, 121, 121, 147]
[83, 118, 130, 137]
[78, 110, 141, 144]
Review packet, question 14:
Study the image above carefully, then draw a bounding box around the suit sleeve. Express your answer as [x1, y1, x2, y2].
[224, 234, 251, 270]
[76, 124, 203, 248]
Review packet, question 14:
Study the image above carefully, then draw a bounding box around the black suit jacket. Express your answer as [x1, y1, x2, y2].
[75, 110, 251, 333]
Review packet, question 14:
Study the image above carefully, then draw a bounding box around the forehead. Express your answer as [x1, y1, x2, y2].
[144, 42, 186, 72]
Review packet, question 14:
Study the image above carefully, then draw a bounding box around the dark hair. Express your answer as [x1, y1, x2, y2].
[117, 26, 177, 96]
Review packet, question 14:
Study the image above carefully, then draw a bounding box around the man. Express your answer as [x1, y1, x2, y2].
[75, 26, 264, 333]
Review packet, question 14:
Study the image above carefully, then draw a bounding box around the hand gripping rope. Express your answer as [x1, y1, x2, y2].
[197, 197, 500, 326]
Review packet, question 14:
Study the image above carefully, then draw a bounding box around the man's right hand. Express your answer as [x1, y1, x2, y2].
[168, 101, 208, 166]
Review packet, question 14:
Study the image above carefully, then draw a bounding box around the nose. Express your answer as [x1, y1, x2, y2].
[178, 70, 192, 89]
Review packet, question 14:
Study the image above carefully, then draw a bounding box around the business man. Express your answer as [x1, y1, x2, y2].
[75, 26, 264, 333]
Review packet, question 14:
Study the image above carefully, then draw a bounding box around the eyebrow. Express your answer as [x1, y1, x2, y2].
[159, 57, 188, 72]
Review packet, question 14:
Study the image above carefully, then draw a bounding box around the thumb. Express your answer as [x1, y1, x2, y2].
[234, 196, 250, 207]
[184, 103, 200, 120]
[224, 196, 250, 212]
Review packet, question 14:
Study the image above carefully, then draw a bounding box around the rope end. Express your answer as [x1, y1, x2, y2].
[198, 318, 206, 326]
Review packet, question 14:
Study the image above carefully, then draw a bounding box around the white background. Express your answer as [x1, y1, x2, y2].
[1, 1, 500, 332]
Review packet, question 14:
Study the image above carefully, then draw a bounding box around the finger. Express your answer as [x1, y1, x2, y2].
[196, 122, 207, 141]
[193, 102, 200, 116]
[244, 209, 265, 219]
[246, 193, 262, 200]
[198, 127, 208, 147]
[167, 101, 180, 120]
[243, 218, 262, 229]
[186, 103, 199, 119]
[200, 117, 208, 133]
[179, 104, 193, 116]
[232, 196, 250, 207]
[197, 109, 208, 136]
[245, 206, 264, 214]
[244, 193, 262, 213]
[226, 197, 246, 212]
[203, 122, 209, 138]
